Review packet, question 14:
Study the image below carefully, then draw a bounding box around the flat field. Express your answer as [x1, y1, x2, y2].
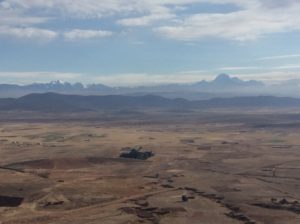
[0, 110, 300, 224]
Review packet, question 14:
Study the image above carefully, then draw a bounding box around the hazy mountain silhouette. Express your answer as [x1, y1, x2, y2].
[189, 74, 264, 91]
[1, 74, 300, 100]
[0, 93, 189, 112]
[0, 74, 263, 93]
[0, 93, 299, 112]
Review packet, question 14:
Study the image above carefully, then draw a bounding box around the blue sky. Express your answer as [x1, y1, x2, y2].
[1, 0, 300, 86]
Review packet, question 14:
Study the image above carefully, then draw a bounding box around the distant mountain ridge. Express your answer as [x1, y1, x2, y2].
[0, 74, 299, 99]
[0, 80, 110, 92]
[0, 92, 299, 112]
[0, 74, 264, 97]
[191, 73, 265, 90]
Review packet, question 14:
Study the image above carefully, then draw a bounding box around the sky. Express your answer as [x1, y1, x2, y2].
[1, 0, 300, 86]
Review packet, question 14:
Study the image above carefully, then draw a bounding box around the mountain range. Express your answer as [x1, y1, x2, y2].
[1, 92, 300, 112]
[190, 73, 265, 89]
[0, 74, 299, 100]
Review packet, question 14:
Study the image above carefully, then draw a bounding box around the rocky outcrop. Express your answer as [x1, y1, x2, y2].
[120, 147, 154, 160]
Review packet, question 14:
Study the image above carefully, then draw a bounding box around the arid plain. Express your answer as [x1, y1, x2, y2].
[0, 110, 300, 224]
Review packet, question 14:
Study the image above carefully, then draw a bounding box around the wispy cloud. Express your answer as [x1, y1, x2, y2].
[231, 71, 300, 84]
[179, 70, 207, 74]
[155, 2, 300, 41]
[0, 71, 213, 86]
[117, 13, 175, 27]
[1, 70, 300, 86]
[219, 64, 300, 72]
[93, 73, 213, 87]
[258, 54, 300, 60]
[64, 29, 113, 40]
[271, 64, 300, 70]
[0, 72, 83, 84]
[0, 26, 58, 40]
[219, 66, 259, 71]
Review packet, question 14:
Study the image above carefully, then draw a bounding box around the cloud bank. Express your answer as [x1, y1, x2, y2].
[1, 0, 300, 41]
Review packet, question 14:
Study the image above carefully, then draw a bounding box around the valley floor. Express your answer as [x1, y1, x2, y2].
[0, 111, 300, 224]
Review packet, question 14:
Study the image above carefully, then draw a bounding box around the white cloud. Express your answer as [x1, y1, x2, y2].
[1, 0, 300, 41]
[155, 1, 300, 41]
[218, 64, 300, 72]
[271, 64, 300, 70]
[0, 26, 58, 40]
[93, 72, 213, 87]
[1, 69, 300, 86]
[64, 29, 113, 40]
[179, 70, 207, 74]
[0, 71, 212, 86]
[258, 54, 300, 60]
[220, 67, 259, 71]
[0, 72, 83, 84]
[0, 14, 49, 26]
[0, 2, 57, 40]
[117, 13, 175, 27]
[231, 71, 300, 84]
[156, 5, 300, 41]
